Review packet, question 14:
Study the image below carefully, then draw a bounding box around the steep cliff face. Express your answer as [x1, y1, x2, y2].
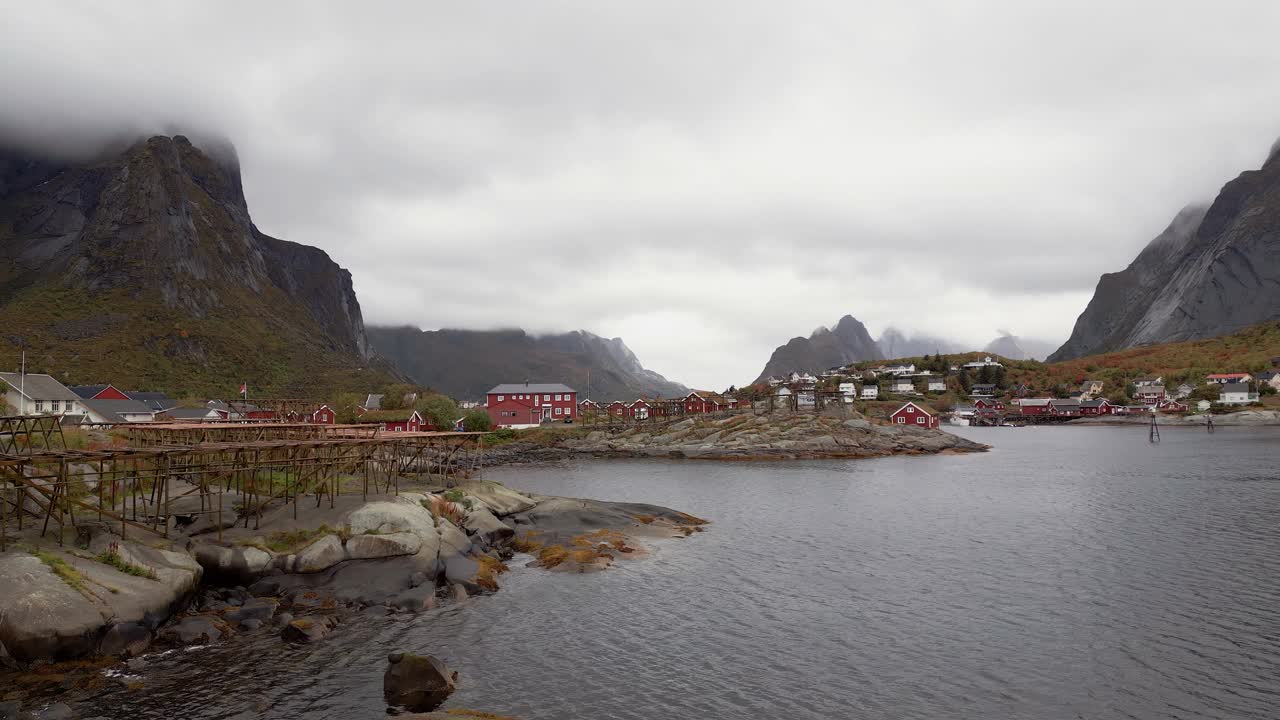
[1052, 141, 1280, 361]
[0, 135, 381, 395]
[755, 315, 883, 382]
[366, 326, 689, 401]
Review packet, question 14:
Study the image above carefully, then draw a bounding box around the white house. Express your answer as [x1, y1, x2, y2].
[81, 398, 157, 424]
[1257, 371, 1280, 392]
[963, 356, 1003, 369]
[1217, 383, 1258, 405]
[0, 372, 85, 417]
[883, 364, 916, 376]
[860, 385, 879, 400]
[890, 376, 914, 393]
[926, 376, 946, 393]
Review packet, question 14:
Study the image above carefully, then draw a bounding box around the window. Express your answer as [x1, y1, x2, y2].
[916, 417, 926, 425]
[896, 416, 905, 424]
[34, 400, 44, 413]
[555, 407, 562, 415]
[544, 394, 551, 401]
[497, 395, 504, 402]
[554, 394, 561, 401]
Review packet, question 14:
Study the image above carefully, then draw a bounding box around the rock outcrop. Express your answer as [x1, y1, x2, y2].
[1053, 139, 1280, 361]
[367, 326, 688, 402]
[563, 413, 987, 460]
[384, 652, 458, 712]
[755, 315, 883, 382]
[0, 135, 388, 395]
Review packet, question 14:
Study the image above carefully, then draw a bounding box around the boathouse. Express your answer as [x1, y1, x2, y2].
[889, 401, 939, 429]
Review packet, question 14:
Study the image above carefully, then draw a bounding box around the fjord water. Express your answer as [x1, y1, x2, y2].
[92, 426, 1279, 719]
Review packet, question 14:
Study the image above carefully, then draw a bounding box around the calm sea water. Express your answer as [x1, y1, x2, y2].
[81, 426, 1280, 719]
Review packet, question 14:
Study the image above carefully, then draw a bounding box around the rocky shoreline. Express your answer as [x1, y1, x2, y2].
[563, 412, 988, 460]
[0, 478, 703, 717]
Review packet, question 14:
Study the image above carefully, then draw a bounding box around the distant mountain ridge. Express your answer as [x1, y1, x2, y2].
[754, 315, 883, 382]
[0, 135, 391, 396]
[1052, 139, 1280, 361]
[877, 327, 963, 358]
[367, 326, 688, 402]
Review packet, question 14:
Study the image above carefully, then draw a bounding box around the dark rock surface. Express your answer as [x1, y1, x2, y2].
[0, 135, 384, 393]
[1052, 139, 1280, 360]
[756, 315, 883, 382]
[383, 652, 457, 712]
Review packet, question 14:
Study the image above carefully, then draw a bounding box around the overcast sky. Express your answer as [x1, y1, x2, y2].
[4, 2, 1280, 389]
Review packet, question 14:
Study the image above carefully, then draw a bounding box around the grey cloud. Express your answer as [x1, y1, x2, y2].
[3, 1, 1280, 388]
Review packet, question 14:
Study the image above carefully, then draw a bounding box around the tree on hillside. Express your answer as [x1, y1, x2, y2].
[977, 365, 993, 385]
[331, 392, 364, 423]
[993, 366, 1008, 389]
[957, 367, 972, 393]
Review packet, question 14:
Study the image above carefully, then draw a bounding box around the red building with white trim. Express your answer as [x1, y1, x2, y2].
[485, 383, 578, 428]
[889, 401, 939, 428]
[311, 405, 336, 424]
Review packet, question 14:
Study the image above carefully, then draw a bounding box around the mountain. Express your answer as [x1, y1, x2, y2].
[754, 315, 883, 382]
[0, 135, 392, 396]
[366, 326, 688, 401]
[877, 327, 963, 359]
[1052, 141, 1280, 361]
[984, 334, 1059, 361]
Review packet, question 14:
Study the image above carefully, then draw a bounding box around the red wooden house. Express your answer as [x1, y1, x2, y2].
[627, 399, 654, 420]
[973, 397, 1005, 413]
[683, 391, 726, 414]
[889, 401, 939, 428]
[485, 383, 578, 427]
[69, 384, 131, 401]
[1158, 399, 1189, 413]
[1079, 399, 1114, 416]
[1018, 398, 1056, 416]
[578, 399, 601, 417]
[605, 401, 628, 418]
[311, 404, 336, 424]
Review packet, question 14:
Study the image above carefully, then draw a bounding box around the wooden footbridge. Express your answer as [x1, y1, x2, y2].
[0, 416, 485, 551]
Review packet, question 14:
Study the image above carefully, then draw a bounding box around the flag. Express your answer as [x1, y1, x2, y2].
[239, 382, 247, 397]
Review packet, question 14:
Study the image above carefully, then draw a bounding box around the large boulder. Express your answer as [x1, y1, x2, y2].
[346, 532, 422, 560]
[383, 652, 458, 711]
[293, 535, 347, 573]
[462, 507, 514, 547]
[190, 543, 272, 581]
[0, 552, 105, 660]
[451, 481, 535, 516]
[347, 500, 437, 537]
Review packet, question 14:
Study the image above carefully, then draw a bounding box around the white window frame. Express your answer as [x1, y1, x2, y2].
[544, 394, 551, 401]
[896, 416, 905, 424]
[497, 395, 504, 402]
[555, 407, 562, 415]
[916, 417, 926, 425]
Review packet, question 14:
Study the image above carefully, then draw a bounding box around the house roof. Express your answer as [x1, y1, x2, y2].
[363, 393, 384, 410]
[1080, 399, 1110, 408]
[487, 384, 575, 395]
[69, 384, 112, 399]
[0, 373, 80, 402]
[126, 391, 178, 411]
[1206, 373, 1250, 379]
[163, 407, 219, 420]
[1258, 370, 1280, 381]
[358, 409, 423, 423]
[81, 398, 156, 423]
[890, 401, 935, 416]
[972, 383, 996, 390]
[1136, 385, 1165, 393]
[1220, 383, 1252, 393]
[1019, 398, 1054, 406]
[1050, 400, 1080, 408]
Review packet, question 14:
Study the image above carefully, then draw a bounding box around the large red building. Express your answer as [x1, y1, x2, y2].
[486, 383, 578, 428]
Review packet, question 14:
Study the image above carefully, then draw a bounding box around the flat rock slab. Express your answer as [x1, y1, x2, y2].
[346, 532, 422, 560]
[294, 535, 346, 573]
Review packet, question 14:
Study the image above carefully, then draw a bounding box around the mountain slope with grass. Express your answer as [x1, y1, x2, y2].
[367, 326, 688, 402]
[0, 135, 393, 396]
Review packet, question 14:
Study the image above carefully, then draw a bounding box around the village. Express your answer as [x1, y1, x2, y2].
[2, 350, 1279, 437]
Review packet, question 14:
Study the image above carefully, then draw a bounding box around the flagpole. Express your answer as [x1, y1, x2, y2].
[19, 351, 25, 415]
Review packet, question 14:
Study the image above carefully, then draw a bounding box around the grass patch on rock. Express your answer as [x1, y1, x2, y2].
[94, 547, 158, 580]
[30, 548, 88, 593]
[473, 554, 509, 591]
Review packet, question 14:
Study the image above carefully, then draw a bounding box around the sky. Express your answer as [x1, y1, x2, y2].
[3, 2, 1280, 389]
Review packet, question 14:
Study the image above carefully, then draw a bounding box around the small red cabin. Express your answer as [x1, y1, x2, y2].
[311, 405, 336, 425]
[888, 401, 939, 429]
[1079, 399, 1114, 416]
[1018, 399, 1056, 416]
[973, 397, 1005, 413]
[683, 391, 725, 414]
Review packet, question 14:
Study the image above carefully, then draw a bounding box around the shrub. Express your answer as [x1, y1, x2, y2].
[426, 495, 467, 526]
[461, 409, 492, 432]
